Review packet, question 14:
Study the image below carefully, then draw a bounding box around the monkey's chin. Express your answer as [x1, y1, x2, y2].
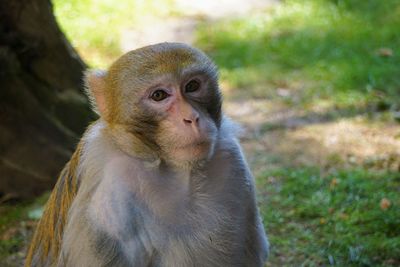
[169, 141, 215, 167]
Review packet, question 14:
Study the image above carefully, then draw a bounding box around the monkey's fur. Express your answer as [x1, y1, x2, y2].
[25, 43, 268, 267]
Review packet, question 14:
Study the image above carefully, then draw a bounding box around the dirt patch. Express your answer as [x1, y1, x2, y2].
[225, 99, 400, 175]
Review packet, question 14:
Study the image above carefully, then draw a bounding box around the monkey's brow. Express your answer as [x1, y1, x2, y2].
[181, 67, 215, 80]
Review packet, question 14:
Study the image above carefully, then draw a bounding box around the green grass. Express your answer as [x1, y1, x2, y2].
[0, 194, 48, 259]
[52, 0, 176, 68]
[196, 0, 400, 110]
[0, 204, 29, 258]
[258, 168, 400, 266]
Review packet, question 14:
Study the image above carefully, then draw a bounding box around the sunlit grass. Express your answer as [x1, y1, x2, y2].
[52, 0, 176, 68]
[196, 0, 400, 109]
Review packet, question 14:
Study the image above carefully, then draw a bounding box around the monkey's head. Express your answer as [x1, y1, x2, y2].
[85, 43, 222, 167]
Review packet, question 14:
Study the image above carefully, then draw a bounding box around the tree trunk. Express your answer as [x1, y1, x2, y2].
[0, 0, 94, 199]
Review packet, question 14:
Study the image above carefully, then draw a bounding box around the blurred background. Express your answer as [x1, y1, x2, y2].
[0, 0, 399, 266]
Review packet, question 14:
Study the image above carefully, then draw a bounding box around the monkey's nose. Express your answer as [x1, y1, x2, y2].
[183, 116, 199, 125]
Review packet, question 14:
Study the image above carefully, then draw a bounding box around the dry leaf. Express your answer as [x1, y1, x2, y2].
[376, 47, 393, 57]
[380, 198, 391, 210]
[330, 178, 339, 190]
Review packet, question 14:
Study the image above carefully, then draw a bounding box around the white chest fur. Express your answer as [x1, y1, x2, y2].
[87, 147, 248, 266]
[63, 120, 266, 267]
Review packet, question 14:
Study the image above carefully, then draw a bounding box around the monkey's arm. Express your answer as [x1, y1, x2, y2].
[228, 134, 269, 265]
[245, 180, 269, 265]
[25, 144, 82, 267]
[216, 125, 269, 266]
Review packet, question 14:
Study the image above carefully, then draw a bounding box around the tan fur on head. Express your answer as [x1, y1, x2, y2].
[82, 43, 222, 167]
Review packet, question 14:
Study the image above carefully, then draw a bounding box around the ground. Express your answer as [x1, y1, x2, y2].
[1, 0, 399, 266]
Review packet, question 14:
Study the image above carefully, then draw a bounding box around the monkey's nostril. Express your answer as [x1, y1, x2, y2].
[183, 118, 193, 124]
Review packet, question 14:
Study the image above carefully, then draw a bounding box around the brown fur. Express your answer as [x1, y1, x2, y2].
[25, 141, 83, 267]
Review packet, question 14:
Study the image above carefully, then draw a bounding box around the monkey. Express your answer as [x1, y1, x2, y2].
[25, 42, 269, 267]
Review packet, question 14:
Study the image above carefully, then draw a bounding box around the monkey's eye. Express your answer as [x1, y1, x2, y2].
[150, 89, 169, 101]
[185, 79, 201, 93]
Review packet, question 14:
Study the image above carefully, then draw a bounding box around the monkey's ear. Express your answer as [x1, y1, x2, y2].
[84, 70, 108, 116]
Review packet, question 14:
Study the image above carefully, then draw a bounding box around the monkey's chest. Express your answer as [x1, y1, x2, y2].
[138, 199, 246, 267]
[106, 189, 247, 267]
[90, 163, 247, 266]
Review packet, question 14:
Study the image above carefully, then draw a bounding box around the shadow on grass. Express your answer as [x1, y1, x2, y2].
[259, 104, 384, 132]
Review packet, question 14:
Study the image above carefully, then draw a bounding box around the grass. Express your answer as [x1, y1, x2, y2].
[52, 0, 177, 68]
[0, 204, 29, 258]
[196, 0, 400, 110]
[258, 168, 400, 266]
[0, 194, 47, 260]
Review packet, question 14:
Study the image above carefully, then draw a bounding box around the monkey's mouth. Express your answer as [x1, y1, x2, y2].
[180, 140, 210, 150]
[182, 141, 209, 149]
[172, 140, 212, 160]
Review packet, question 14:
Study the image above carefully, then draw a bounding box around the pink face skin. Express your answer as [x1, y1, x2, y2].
[142, 76, 218, 164]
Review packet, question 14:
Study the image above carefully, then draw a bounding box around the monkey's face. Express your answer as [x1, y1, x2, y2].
[103, 43, 222, 166]
[145, 74, 219, 164]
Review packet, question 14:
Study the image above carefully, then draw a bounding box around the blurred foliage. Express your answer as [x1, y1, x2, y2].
[53, 0, 177, 67]
[196, 0, 400, 110]
[259, 168, 400, 266]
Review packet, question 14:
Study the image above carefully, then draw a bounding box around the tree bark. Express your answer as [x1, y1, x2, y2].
[0, 0, 94, 199]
